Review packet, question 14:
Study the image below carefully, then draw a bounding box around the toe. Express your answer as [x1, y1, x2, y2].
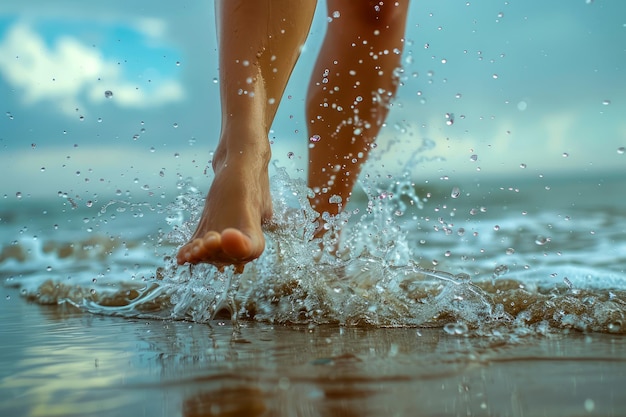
[221, 228, 254, 260]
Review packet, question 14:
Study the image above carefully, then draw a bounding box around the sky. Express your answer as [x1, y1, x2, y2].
[1, 0, 625, 202]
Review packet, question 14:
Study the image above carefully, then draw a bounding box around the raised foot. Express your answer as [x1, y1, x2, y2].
[176, 228, 265, 273]
[175, 150, 272, 273]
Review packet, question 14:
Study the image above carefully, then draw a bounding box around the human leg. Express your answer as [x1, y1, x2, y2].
[177, 0, 317, 272]
[306, 0, 410, 236]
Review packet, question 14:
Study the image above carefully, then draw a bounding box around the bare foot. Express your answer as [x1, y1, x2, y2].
[176, 145, 272, 273]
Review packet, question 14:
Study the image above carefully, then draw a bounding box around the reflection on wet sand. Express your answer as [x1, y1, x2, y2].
[184, 386, 267, 417]
[1, 290, 626, 417]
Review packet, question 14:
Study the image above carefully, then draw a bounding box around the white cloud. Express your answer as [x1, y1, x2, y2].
[0, 21, 184, 116]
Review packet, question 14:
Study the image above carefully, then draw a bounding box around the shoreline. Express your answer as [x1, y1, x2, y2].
[2, 287, 625, 417]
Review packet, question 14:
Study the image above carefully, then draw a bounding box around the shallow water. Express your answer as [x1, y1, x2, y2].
[2, 170, 625, 333]
[2, 287, 626, 417]
[2, 170, 626, 416]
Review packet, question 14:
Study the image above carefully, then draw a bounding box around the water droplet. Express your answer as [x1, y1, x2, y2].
[493, 264, 509, 277]
[287, 151, 294, 159]
[470, 154, 478, 162]
[617, 147, 625, 154]
[15, 192, 22, 199]
[492, 73, 498, 79]
[104, 90, 113, 98]
[505, 247, 515, 255]
[607, 321, 622, 333]
[519, 163, 527, 169]
[602, 99, 611, 106]
[173, 123, 178, 128]
[443, 322, 468, 335]
[455, 273, 471, 282]
[450, 186, 460, 198]
[176, 61, 181, 66]
[328, 195, 342, 204]
[563, 277, 573, 289]
[562, 152, 569, 158]
[309, 134, 321, 142]
[445, 113, 454, 126]
[535, 235, 550, 245]
[493, 225, 500, 231]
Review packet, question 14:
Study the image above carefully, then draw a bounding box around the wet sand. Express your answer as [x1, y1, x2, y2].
[1, 286, 625, 417]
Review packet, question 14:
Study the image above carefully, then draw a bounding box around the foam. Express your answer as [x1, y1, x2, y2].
[3, 169, 626, 335]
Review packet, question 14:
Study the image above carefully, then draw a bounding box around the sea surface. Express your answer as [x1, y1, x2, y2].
[1, 169, 626, 416]
[2, 169, 626, 332]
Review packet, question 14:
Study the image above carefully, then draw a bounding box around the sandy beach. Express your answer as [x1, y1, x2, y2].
[1, 285, 624, 417]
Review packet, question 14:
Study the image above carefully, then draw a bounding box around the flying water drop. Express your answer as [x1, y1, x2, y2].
[443, 322, 469, 335]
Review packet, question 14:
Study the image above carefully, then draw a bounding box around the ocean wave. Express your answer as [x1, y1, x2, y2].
[2, 169, 625, 335]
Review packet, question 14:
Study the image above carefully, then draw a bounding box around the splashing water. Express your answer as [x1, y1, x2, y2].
[4, 165, 626, 336]
[98, 167, 502, 329]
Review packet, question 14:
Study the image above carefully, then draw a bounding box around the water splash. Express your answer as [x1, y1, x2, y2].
[6, 167, 626, 335]
[77, 169, 499, 329]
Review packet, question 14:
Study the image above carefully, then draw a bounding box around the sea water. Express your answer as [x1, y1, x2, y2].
[2, 166, 625, 336]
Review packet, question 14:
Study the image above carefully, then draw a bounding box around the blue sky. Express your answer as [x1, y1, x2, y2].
[1, 0, 625, 201]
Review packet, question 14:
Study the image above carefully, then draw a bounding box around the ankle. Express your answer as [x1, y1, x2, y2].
[213, 131, 271, 173]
